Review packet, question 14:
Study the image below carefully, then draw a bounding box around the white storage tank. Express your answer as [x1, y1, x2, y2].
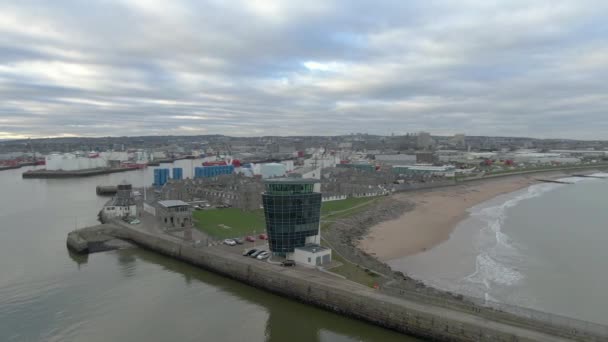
[45, 153, 107, 171]
[260, 163, 286, 179]
[281, 160, 295, 172]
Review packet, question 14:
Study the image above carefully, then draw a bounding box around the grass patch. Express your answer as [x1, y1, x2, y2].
[193, 208, 265, 239]
[193, 196, 379, 241]
[321, 196, 377, 215]
[322, 241, 380, 287]
[319, 197, 384, 287]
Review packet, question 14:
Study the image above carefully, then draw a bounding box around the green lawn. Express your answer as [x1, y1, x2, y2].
[321, 196, 378, 215]
[193, 196, 379, 240]
[193, 197, 383, 286]
[193, 208, 266, 239]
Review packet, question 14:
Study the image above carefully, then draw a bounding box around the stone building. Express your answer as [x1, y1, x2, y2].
[156, 200, 192, 228]
[320, 167, 393, 198]
[159, 174, 264, 210]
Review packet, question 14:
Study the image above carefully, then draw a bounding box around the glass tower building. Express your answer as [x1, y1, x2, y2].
[262, 179, 322, 256]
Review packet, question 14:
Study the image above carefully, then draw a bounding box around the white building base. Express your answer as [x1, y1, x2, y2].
[288, 244, 331, 268]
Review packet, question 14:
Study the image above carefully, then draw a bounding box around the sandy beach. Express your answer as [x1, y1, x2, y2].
[359, 175, 551, 261]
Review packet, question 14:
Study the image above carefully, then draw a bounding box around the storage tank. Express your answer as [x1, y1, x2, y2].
[45, 154, 63, 171]
[172, 167, 183, 180]
[281, 160, 295, 172]
[260, 163, 286, 179]
[154, 168, 170, 186]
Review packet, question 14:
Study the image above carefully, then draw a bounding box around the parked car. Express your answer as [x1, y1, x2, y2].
[281, 260, 296, 267]
[129, 219, 141, 225]
[243, 248, 257, 256]
[223, 239, 236, 246]
[250, 250, 264, 258]
[233, 238, 244, 245]
[258, 233, 268, 240]
[245, 236, 256, 242]
[256, 251, 270, 260]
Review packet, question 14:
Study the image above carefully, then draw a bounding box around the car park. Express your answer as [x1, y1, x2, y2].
[243, 248, 257, 256]
[281, 260, 296, 267]
[223, 239, 236, 246]
[256, 251, 270, 260]
[250, 250, 264, 258]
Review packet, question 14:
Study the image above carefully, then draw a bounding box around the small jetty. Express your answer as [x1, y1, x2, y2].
[534, 179, 573, 184]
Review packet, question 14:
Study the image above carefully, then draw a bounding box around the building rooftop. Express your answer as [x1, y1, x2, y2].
[158, 200, 190, 208]
[393, 165, 455, 171]
[264, 178, 318, 184]
[290, 166, 318, 175]
[295, 244, 329, 253]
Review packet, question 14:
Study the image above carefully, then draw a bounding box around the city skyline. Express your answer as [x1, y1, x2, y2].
[1, 1, 608, 140]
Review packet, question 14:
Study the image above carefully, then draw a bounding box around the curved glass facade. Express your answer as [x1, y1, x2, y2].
[262, 192, 322, 255]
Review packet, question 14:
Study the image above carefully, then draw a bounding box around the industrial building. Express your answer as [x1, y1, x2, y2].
[336, 163, 376, 172]
[374, 154, 416, 166]
[262, 178, 331, 267]
[415, 152, 436, 164]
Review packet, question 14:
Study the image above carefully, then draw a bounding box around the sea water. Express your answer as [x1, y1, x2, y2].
[0, 163, 413, 342]
[388, 173, 608, 325]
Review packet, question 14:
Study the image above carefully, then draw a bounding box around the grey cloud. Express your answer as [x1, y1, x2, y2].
[0, 0, 607, 139]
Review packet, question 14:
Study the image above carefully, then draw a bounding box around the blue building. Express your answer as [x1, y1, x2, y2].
[154, 168, 170, 186]
[194, 165, 234, 178]
[172, 167, 183, 180]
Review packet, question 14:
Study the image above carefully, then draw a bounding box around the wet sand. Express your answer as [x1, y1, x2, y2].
[359, 175, 544, 261]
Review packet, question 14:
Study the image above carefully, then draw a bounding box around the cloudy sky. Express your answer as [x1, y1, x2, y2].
[1, 0, 607, 139]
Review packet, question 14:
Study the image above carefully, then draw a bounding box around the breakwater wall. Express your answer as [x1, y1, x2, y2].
[69, 224, 594, 342]
[23, 167, 138, 178]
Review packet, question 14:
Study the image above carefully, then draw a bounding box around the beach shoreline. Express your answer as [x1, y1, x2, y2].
[358, 171, 578, 262]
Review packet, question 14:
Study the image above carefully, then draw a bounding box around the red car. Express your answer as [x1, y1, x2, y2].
[245, 236, 256, 242]
[258, 233, 268, 240]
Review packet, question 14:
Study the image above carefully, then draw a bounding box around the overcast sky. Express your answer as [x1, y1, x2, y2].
[1, 1, 607, 139]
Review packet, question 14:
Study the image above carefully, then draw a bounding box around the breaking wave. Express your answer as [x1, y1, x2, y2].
[464, 182, 564, 294]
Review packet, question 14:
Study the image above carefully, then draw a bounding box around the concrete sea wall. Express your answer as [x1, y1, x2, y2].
[93, 225, 584, 342]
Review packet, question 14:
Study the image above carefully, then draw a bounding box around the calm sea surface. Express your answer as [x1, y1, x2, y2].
[389, 174, 608, 325]
[0, 161, 415, 342]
